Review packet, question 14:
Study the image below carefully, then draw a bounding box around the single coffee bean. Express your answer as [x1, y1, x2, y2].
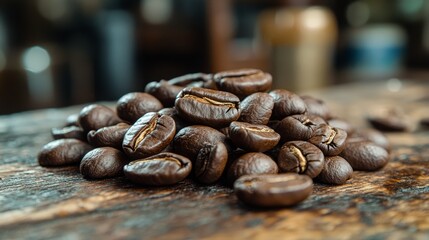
[238, 92, 274, 125]
[158, 107, 189, 132]
[116, 92, 163, 123]
[173, 125, 229, 160]
[80, 147, 129, 179]
[227, 152, 278, 185]
[315, 156, 353, 185]
[175, 87, 240, 128]
[145, 80, 184, 107]
[327, 118, 355, 135]
[78, 104, 122, 132]
[277, 141, 324, 178]
[38, 139, 93, 166]
[214, 69, 272, 99]
[194, 142, 228, 184]
[367, 115, 407, 132]
[229, 121, 280, 152]
[309, 124, 347, 156]
[234, 173, 313, 207]
[340, 141, 389, 171]
[168, 72, 214, 89]
[123, 112, 175, 159]
[269, 89, 307, 120]
[349, 128, 390, 151]
[87, 123, 130, 149]
[65, 113, 80, 127]
[51, 126, 86, 141]
[124, 152, 192, 186]
[275, 114, 326, 143]
[301, 95, 331, 120]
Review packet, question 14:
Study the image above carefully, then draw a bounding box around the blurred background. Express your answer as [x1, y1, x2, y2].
[0, 0, 429, 114]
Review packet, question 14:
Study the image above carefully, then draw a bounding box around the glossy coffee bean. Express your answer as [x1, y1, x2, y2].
[238, 92, 274, 125]
[277, 141, 324, 178]
[227, 152, 278, 185]
[327, 118, 355, 135]
[145, 80, 184, 107]
[175, 87, 240, 128]
[78, 104, 122, 132]
[234, 173, 313, 207]
[123, 112, 175, 159]
[124, 152, 192, 186]
[87, 123, 130, 149]
[51, 126, 86, 141]
[80, 147, 129, 179]
[367, 115, 407, 132]
[269, 89, 307, 120]
[168, 72, 214, 88]
[229, 121, 280, 152]
[116, 92, 163, 123]
[309, 124, 347, 156]
[158, 107, 189, 132]
[315, 156, 353, 185]
[340, 141, 389, 171]
[173, 125, 229, 160]
[214, 69, 272, 99]
[349, 128, 390, 151]
[38, 139, 93, 166]
[275, 114, 326, 143]
[301, 95, 331, 120]
[194, 142, 228, 184]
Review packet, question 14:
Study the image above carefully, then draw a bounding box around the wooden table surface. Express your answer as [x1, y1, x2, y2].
[1, 79, 429, 240]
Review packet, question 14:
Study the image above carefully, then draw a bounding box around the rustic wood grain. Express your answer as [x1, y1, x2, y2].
[0, 80, 429, 240]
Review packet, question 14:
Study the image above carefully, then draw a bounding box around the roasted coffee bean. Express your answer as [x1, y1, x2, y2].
[116, 92, 163, 123]
[175, 87, 240, 128]
[277, 141, 324, 178]
[51, 126, 86, 141]
[168, 72, 214, 88]
[123, 112, 175, 159]
[309, 124, 347, 156]
[238, 92, 274, 125]
[80, 147, 128, 179]
[124, 152, 192, 186]
[367, 115, 407, 132]
[38, 139, 93, 166]
[78, 104, 122, 132]
[229, 121, 280, 152]
[315, 156, 353, 185]
[301, 95, 331, 120]
[173, 125, 229, 160]
[349, 128, 390, 151]
[145, 80, 184, 107]
[234, 173, 313, 207]
[269, 89, 307, 119]
[227, 152, 278, 185]
[214, 69, 272, 99]
[327, 118, 355, 135]
[194, 142, 228, 184]
[65, 113, 79, 127]
[158, 108, 188, 132]
[87, 123, 130, 149]
[340, 141, 389, 171]
[275, 114, 326, 143]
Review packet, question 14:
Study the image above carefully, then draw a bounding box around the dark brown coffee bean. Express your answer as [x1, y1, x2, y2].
[227, 152, 278, 185]
[168, 72, 214, 89]
[123, 112, 175, 159]
[367, 115, 407, 132]
[116, 92, 163, 123]
[194, 142, 228, 184]
[175, 87, 240, 128]
[51, 126, 86, 141]
[78, 104, 122, 132]
[277, 141, 324, 178]
[80, 147, 129, 179]
[327, 118, 355, 135]
[340, 141, 389, 171]
[315, 156, 353, 185]
[214, 69, 272, 99]
[145, 80, 184, 107]
[238, 92, 274, 125]
[229, 121, 280, 152]
[234, 173, 313, 207]
[275, 114, 326, 143]
[158, 108, 189, 132]
[65, 113, 79, 127]
[309, 124, 347, 156]
[173, 125, 229, 161]
[124, 152, 192, 186]
[301, 95, 331, 120]
[269, 89, 307, 120]
[349, 128, 390, 151]
[87, 123, 130, 149]
[38, 139, 93, 166]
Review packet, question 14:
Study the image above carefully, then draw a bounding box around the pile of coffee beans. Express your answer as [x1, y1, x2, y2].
[38, 68, 391, 208]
